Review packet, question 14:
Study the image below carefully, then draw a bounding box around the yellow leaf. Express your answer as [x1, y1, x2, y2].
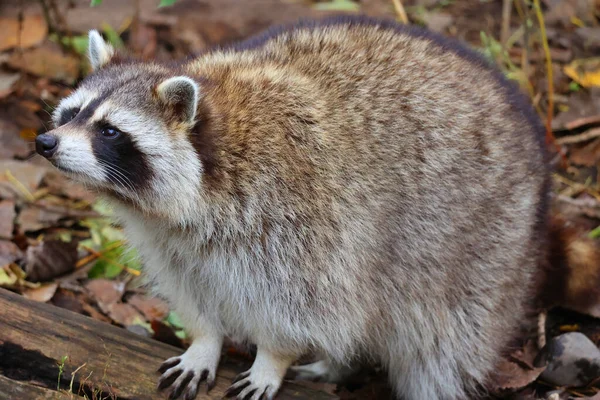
[20, 128, 37, 141]
[564, 58, 600, 88]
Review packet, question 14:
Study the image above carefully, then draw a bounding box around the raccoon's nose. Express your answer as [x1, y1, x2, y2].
[35, 134, 58, 158]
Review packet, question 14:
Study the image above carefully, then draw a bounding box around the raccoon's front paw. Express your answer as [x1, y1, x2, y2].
[224, 367, 281, 400]
[157, 340, 221, 400]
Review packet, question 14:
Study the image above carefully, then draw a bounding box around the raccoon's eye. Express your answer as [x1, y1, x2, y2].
[101, 126, 121, 139]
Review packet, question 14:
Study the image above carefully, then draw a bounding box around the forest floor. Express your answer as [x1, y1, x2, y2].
[1, 0, 600, 399]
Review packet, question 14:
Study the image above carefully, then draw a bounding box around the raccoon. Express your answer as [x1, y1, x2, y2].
[35, 16, 591, 400]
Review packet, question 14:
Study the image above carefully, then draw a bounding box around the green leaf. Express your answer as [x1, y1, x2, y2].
[90, 0, 102, 6]
[104, 262, 123, 279]
[158, 0, 177, 7]
[100, 23, 125, 49]
[165, 312, 185, 329]
[87, 262, 106, 279]
[589, 225, 600, 239]
[0, 268, 16, 286]
[175, 330, 188, 340]
[313, 0, 360, 12]
[569, 81, 581, 92]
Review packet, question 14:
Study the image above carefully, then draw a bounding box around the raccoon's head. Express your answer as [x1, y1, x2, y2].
[37, 31, 206, 221]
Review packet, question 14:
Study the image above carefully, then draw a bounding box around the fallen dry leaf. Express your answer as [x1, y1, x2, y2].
[0, 159, 48, 199]
[17, 205, 64, 233]
[22, 282, 58, 302]
[0, 71, 20, 99]
[8, 42, 80, 84]
[0, 200, 15, 239]
[0, 119, 32, 159]
[107, 302, 144, 326]
[151, 320, 184, 348]
[85, 279, 126, 314]
[0, 14, 48, 51]
[569, 139, 600, 167]
[127, 293, 170, 321]
[565, 58, 600, 88]
[51, 288, 85, 314]
[0, 240, 23, 266]
[24, 239, 78, 282]
[489, 357, 545, 392]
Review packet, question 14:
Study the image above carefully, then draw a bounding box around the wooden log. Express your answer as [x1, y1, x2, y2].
[0, 375, 72, 399]
[0, 288, 337, 399]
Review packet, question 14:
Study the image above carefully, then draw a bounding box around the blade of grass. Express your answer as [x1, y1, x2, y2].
[391, 0, 409, 24]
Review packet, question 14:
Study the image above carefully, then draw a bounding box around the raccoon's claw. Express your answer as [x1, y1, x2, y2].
[224, 370, 277, 400]
[157, 355, 215, 400]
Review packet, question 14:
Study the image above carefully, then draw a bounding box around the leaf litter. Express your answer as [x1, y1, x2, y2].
[0, 0, 599, 399]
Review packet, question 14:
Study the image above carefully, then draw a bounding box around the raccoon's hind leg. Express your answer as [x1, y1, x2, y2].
[225, 347, 296, 400]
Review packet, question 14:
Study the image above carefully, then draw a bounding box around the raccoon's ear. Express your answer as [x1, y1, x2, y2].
[88, 30, 114, 71]
[156, 76, 200, 124]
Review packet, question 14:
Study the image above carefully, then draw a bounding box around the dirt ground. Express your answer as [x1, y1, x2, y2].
[1, 0, 600, 399]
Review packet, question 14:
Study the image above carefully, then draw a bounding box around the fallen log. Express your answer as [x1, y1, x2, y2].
[0, 288, 336, 399]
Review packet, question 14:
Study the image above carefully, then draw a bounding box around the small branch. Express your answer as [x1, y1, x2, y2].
[5, 169, 35, 202]
[391, 0, 409, 24]
[81, 245, 141, 276]
[501, 0, 512, 48]
[532, 0, 557, 148]
[556, 127, 600, 145]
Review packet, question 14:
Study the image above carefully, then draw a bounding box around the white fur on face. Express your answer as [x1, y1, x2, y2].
[52, 128, 107, 185]
[52, 88, 96, 128]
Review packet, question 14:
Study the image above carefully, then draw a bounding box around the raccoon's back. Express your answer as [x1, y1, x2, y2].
[189, 17, 548, 242]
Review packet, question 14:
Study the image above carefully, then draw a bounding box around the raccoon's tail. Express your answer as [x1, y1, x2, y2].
[536, 214, 600, 337]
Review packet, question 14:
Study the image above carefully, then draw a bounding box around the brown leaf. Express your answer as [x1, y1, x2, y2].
[42, 170, 96, 202]
[0, 71, 20, 99]
[107, 302, 144, 326]
[150, 320, 184, 348]
[51, 288, 85, 314]
[17, 205, 64, 233]
[85, 279, 125, 314]
[7, 42, 80, 84]
[552, 91, 600, 131]
[24, 239, 78, 282]
[0, 14, 48, 51]
[510, 340, 541, 370]
[0, 159, 48, 199]
[569, 139, 600, 167]
[127, 293, 170, 321]
[489, 357, 545, 392]
[0, 119, 32, 159]
[0, 200, 15, 240]
[0, 240, 23, 267]
[81, 301, 112, 323]
[22, 282, 58, 302]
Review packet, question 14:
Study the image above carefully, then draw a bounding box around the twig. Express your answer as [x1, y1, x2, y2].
[532, 0, 557, 148]
[81, 245, 141, 276]
[5, 169, 35, 202]
[76, 241, 124, 269]
[69, 362, 87, 394]
[553, 174, 600, 201]
[556, 127, 600, 145]
[391, 0, 409, 24]
[37, 0, 55, 34]
[501, 0, 512, 48]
